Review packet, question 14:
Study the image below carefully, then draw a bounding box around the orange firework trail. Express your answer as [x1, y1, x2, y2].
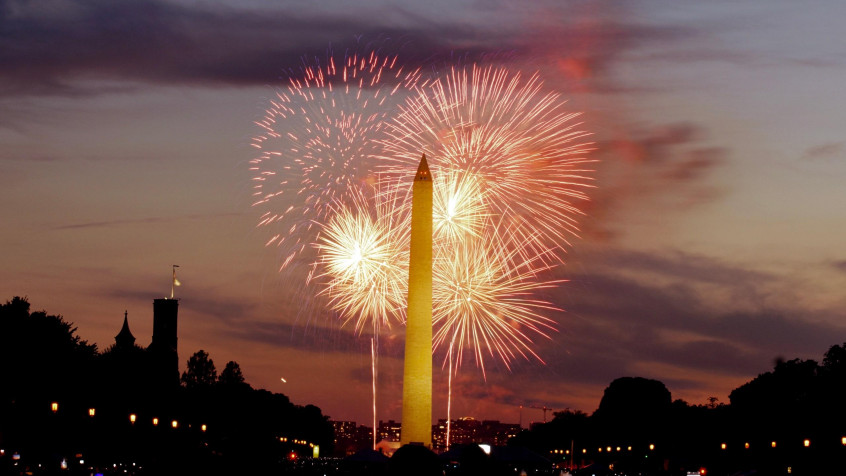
[249, 49, 420, 270]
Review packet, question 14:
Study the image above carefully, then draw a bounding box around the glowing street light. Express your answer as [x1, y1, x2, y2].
[803, 439, 810, 447]
[720, 443, 726, 450]
[129, 414, 137, 424]
[771, 441, 777, 448]
[51, 402, 58, 412]
[201, 424, 207, 432]
[171, 420, 178, 429]
[649, 444, 655, 451]
[88, 408, 95, 417]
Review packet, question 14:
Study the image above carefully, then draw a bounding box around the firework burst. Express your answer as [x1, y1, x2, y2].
[378, 64, 595, 262]
[250, 49, 420, 270]
[433, 168, 488, 244]
[432, 222, 562, 378]
[313, 186, 409, 333]
[252, 55, 595, 380]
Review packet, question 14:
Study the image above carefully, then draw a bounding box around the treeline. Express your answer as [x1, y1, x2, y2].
[514, 345, 846, 475]
[0, 297, 333, 475]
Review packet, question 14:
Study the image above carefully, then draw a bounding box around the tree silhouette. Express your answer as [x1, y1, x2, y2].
[181, 349, 217, 388]
[822, 342, 846, 372]
[219, 360, 248, 387]
[1, 296, 98, 402]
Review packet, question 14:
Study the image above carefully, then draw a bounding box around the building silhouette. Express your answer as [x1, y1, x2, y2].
[108, 297, 179, 390]
[149, 298, 179, 387]
[115, 310, 136, 349]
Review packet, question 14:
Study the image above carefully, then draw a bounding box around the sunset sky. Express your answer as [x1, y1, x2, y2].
[2, 0, 845, 426]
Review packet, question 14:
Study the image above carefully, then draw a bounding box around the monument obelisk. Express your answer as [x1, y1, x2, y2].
[400, 154, 433, 446]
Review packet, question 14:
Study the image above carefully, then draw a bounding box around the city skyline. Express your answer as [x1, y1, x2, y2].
[2, 0, 846, 426]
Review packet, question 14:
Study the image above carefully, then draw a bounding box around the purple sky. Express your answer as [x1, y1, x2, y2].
[2, 0, 845, 426]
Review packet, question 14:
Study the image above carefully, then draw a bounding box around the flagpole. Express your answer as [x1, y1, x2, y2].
[171, 265, 180, 299]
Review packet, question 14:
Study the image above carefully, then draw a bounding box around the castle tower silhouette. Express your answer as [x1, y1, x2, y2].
[114, 310, 136, 349]
[149, 298, 179, 387]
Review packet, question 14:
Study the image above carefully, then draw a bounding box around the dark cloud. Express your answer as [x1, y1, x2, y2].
[801, 141, 844, 160]
[0, 0, 697, 97]
[103, 284, 256, 324]
[583, 122, 727, 240]
[53, 212, 243, 230]
[663, 147, 728, 182]
[0, 154, 62, 162]
[225, 317, 407, 359]
[606, 122, 704, 165]
[518, 248, 846, 392]
[0, 0, 498, 96]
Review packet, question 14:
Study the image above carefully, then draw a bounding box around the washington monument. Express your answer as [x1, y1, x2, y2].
[400, 154, 433, 446]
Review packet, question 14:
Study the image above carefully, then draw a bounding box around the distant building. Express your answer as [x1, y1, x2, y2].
[331, 417, 520, 454]
[377, 420, 402, 443]
[330, 420, 374, 456]
[332, 420, 358, 441]
[433, 417, 521, 450]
